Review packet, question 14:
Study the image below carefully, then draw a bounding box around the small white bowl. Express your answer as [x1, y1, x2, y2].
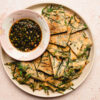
[0, 9, 50, 61]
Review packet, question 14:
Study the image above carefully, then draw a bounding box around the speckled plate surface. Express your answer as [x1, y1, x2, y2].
[0, 2, 95, 98]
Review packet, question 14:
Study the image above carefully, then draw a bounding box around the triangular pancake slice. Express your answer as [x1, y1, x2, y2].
[37, 51, 53, 75]
[65, 12, 88, 34]
[42, 5, 68, 35]
[68, 31, 92, 56]
[42, 5, 87, 35]
[69, 15, 87, 33]
[50, 32, 70, 47]
[49, 54, 62, 77]
[47, 44, 70, 59]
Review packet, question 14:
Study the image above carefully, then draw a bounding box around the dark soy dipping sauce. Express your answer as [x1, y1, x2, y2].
[9, 19, 42, 52]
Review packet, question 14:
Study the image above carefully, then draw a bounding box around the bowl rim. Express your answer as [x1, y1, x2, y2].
[0, 9, 50, 61]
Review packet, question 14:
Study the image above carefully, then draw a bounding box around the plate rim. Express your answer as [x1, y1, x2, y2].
[0, 1, 95, 98]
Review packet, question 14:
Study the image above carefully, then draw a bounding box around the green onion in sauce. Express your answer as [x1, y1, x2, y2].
[9, 19, 42, 52]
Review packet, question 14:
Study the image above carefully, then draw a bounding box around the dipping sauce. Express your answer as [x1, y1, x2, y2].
[9, 19, 42, 52]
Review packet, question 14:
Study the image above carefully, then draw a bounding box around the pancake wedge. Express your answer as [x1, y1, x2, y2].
[50, 32, 70, 47]
[42, 5, 68, 35]
[68, 31, 92, 56]
[37, 51, 53, 75]
[49, 54, 62, 77]
[47, 44, 70, 59]
[69, 15, 87, 34]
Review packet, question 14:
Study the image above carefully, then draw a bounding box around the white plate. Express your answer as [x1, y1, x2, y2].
[0, 2, 95, 98]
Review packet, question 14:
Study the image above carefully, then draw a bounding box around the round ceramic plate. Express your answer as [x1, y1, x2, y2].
[0, 1, 95, 98]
